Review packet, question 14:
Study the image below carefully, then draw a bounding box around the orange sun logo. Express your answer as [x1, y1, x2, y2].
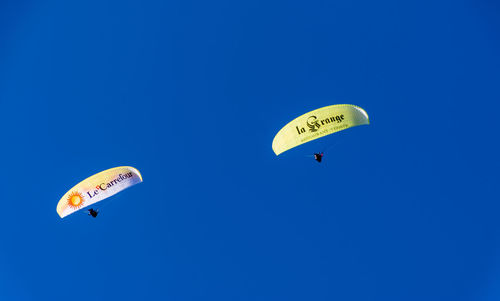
[67, 191, 85, 209]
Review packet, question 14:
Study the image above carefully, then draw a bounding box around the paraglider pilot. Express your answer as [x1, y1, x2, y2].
[314, 152, 324, 163]
[88, 208, 98, 218]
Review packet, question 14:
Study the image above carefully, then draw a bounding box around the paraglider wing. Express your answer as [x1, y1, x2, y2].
[56, 166, 142, 218]
[272, 104, 369, 155]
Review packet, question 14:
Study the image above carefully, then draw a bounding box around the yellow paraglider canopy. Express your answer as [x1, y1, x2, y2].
[272, 104, 369, 155]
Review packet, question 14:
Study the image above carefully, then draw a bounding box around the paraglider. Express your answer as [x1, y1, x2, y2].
[56, 166, 142, 218]
[272, 104, 369, 158]
[88, 208, 99, 218]
[314, 152, 324, 163]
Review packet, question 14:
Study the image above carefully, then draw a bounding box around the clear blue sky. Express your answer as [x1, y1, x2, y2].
[0, 0, 499, 300]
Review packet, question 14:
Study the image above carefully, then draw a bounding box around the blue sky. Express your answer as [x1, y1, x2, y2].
[0, 0, 499, 300]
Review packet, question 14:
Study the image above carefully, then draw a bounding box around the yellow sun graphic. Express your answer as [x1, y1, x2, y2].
[67, 191, 85, 209]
